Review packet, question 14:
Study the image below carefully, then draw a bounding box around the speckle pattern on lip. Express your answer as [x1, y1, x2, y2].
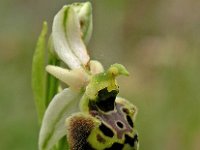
[67, 87, 139, 150]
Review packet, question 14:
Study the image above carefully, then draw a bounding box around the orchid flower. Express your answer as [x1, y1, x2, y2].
[32, 2, 139, 150]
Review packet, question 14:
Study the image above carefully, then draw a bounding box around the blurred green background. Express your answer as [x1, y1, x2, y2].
[0, 0, 200, 150]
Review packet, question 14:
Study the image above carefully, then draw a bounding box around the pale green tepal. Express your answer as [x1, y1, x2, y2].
[32, 2, 139, 150]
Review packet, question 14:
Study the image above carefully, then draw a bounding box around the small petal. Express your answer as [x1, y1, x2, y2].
[46, 65, 89, 90]
[89, 60, 104, 75]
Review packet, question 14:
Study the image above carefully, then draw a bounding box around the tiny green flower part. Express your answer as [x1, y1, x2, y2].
[33, 2, 139, 150]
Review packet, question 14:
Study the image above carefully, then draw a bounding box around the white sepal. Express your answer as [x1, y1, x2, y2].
[52, 5, 90, 69]
[52, 6, 81, 69]
[39, 88, 83, 150]
[66, 6, 90, 65]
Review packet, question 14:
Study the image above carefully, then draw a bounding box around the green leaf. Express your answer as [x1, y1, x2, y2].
[39, 88, 83, 150]
[32, 22, 48, 124]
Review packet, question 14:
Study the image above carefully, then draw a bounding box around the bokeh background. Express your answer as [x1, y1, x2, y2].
[1, 0, 200, 150]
